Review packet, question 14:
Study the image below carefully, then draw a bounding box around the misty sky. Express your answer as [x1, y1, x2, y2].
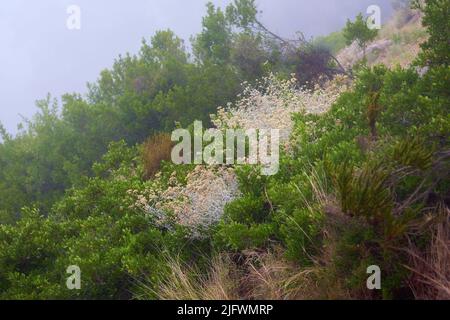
[0, 0, 393, 134]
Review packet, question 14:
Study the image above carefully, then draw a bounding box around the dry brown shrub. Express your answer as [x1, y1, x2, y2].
[142, 133, 173, 180]
[238, 246, 354, 300]
[406, 206, 450, 300]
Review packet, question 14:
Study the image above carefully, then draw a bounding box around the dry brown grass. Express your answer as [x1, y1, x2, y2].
[150, 233, 361, 301]
[156, 255, 240, 300]
[237, 246, 355, 300]
[240, 249, 321, 300]
[406, 206, 450, 300]
[142, 133, 173, 180]
[151, 249, 340, 300]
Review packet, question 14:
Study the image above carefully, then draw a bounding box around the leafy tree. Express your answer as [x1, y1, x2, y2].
[226, 0, 258, 30]
[413, 0, 450, 67]
[0, 122, 11, 142]
[343, 13, 378, 58]
[193, 2, 232, 65]
[230, 32, 268, 79]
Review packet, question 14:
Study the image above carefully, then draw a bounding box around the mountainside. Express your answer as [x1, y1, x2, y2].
[338, 7, 427, 68]
[0, 0, 448, 300]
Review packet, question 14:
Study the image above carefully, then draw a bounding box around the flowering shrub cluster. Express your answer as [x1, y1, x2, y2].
[212, 74, 349, 147]
[131, 166, 240, 233]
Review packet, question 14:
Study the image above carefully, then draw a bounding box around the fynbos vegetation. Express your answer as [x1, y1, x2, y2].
[0, 0, 448, 300]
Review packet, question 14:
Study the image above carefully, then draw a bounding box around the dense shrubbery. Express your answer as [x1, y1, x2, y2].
[208, 1, 449, 296]
[0, 141, 211, 299]
[0, 1, 299, 222]
[213, 54, 448, 297]
[0, 0, 448, 299]
[413, 0, 449, 67]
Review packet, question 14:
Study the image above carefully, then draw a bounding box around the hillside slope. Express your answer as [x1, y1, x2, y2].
[338, 7, 427, 68]
[0, 1, 448, 301]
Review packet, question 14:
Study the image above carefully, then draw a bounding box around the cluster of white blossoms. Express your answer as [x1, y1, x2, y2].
[212, 74, 349, 148]
[130, 166, 240, 233]
[161, 166, 239, 229]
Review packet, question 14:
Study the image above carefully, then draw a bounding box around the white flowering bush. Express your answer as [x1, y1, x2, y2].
[212, 74, 349, 148]
[131, 166, 240, 234]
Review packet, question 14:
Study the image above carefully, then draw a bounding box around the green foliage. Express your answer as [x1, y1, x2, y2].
[0, 208, 68, 299]
[193, 3, 233, 65]
[314, 31, 347, 54]
[0, 96, 82, 218]
[414, 0, 450, 67]
[328, 160, 393, 223]
[230, 33, 268, 79]
[277, 208, 324, 264]
[343, 13, 379, 56]
[0, 142, 202, 299]
[214, 222, 274, 251]
[226, 0, 258, 30]
[224, 195, 267, 224]
[214, 47, 448, 298]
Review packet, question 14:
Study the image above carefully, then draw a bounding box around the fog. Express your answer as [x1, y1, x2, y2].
[0, 0, 394, 134]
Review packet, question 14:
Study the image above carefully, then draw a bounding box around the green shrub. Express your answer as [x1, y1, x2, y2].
[314, 31, 347, 54]
[224, 195, 267, 225]
[214, 222, 274, 251]
[277, 208, 324, 264]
